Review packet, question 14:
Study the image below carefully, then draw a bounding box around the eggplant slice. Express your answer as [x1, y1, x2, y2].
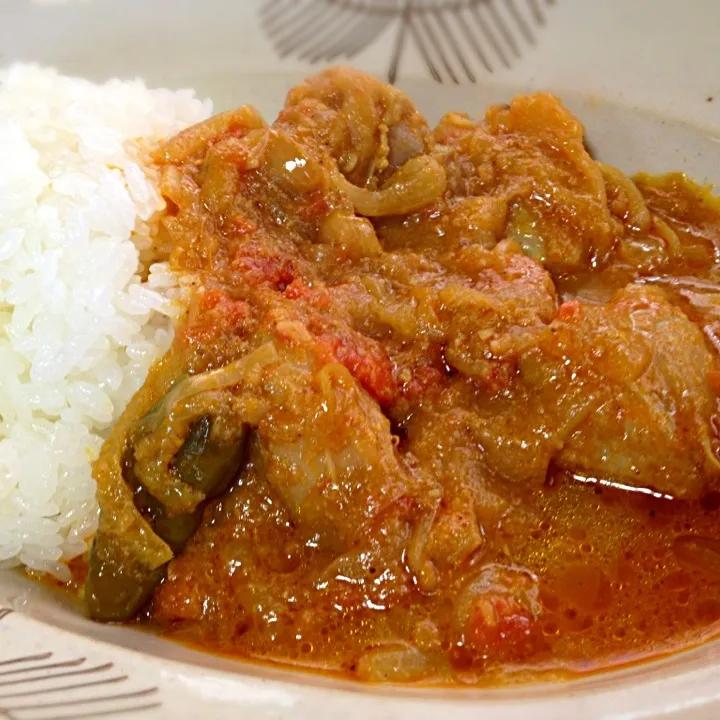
[86, 356, 248, 622]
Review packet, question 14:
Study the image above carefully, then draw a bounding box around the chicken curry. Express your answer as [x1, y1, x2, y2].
[84, 69, 720, 684]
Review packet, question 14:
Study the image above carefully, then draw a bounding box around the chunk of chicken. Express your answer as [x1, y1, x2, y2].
[556, 285, 720, 498]
[436, 240, 558, 382]
[468, 285, 720, 498]
[252, 328, 430, 550]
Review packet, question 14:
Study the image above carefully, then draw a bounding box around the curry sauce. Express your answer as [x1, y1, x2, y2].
[86, 69, 720, 684]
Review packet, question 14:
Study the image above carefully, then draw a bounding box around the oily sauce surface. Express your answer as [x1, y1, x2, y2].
[90, 69, 720, 684]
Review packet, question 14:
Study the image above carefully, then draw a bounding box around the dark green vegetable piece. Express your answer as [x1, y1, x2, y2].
[173, 415, 248, 497]
[126, 455, 205, 556]
[128, 415, 247, 553]
[86, 379, 248, 622]
[85, 530, 166, 623]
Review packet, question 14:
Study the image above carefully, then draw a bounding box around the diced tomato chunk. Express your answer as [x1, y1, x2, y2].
[200, 288, 225, 311]
[297, 190, 331, 221]
[232, 243, 296, 289]
[556, 299, 583, 322]
[315, 333, 397, 405]
[284, 279, 314, 301]
[456, 565, 543, 664]
[204, 290, 250, 326]
[284, 279, 330, 309]
[185, 289, 251, 342]
[467, 593, 534, 650]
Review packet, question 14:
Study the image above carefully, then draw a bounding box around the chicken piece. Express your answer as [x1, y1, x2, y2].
[465, 360, 604, 486]
[436, 240, 558, 383]
[556, 285, 720, 498]
[466, 285, 720, 498]
[403, 407, 505, 572]
[252, 329, 429, 551]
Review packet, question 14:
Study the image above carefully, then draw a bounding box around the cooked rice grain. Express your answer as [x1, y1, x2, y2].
[0, 64, 211, 580]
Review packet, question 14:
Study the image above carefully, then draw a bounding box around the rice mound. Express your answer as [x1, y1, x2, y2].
[0, 64, 212, 580]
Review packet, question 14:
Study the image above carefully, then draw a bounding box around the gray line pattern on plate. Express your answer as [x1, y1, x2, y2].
[0, 607, 161, 719]
[261, 0, 556, 83]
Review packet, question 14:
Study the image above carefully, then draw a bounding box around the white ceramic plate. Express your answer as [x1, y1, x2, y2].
[1, 1, 720, 718]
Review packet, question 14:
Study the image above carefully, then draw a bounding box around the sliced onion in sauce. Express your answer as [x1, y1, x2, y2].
[334, 155, 446, 217]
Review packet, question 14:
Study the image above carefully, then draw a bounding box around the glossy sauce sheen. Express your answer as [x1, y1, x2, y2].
[90, 69, 720, 684]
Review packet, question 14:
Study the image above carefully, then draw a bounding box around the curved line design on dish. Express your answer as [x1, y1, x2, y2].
[0, 607, 160, 720]
[260, 0, 555, 83]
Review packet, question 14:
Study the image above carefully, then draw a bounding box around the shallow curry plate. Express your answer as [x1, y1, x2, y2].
[1, 0, 720, 717]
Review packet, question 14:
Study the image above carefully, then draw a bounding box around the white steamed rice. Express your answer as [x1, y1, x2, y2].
[0, 64, 212, 580]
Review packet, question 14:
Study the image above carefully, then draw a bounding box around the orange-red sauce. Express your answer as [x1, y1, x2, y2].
[87, 69, 720, 685]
